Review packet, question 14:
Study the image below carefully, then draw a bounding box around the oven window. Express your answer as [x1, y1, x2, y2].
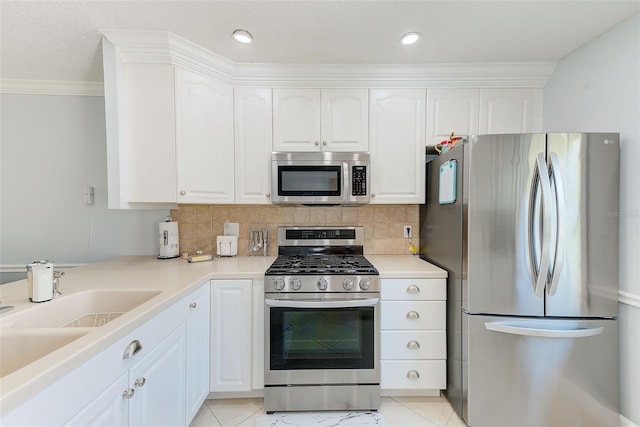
[269, 307, 374, 370]
[278, 166, 341, 196]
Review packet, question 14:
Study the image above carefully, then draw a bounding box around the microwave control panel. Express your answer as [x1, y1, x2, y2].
[352, 165, 367, 196]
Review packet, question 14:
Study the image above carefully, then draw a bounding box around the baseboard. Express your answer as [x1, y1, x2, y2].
[621, 414, 639, 427]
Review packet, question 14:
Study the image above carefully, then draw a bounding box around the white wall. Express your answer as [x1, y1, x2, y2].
[0, 93, 167, 283]
[543, 13, 640, 425]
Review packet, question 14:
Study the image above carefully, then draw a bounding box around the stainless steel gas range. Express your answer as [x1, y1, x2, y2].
[264, 226, 380, 413]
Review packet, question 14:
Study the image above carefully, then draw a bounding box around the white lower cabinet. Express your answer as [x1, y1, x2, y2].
[210, 279, 252, 392]
[209, 278, 265, 394]
[128, 324, 187, 427]
[64, 372, 129, 427]
[380, 278, 447, 394]
[185, 284, 211, 422]
[1, 283, 210, 427]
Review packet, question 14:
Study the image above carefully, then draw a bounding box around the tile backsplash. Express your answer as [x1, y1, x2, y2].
[170, 204, 419, 257]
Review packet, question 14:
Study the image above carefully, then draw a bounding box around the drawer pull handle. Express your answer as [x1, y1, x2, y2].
[406, 311, 420, 320]
[407, 284, 420, 293]
[406, 370, 420, 380]
[406, 340, 421, 350]
[189, 302, 197, 309]
[123, 340, 143, 359]
[134, 377, 146, 388]
[122, 388, 135, 399]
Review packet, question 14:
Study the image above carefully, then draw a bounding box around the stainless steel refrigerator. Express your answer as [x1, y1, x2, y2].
[419, 133, 619, 427]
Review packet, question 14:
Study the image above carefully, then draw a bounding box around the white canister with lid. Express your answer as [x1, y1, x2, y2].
[26, 260, 54, 302]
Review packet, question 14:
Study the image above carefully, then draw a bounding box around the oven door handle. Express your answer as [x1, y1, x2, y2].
[265, 298, 379, 309]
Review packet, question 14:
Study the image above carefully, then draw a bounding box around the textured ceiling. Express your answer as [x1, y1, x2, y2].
[1, 1, 639, 82]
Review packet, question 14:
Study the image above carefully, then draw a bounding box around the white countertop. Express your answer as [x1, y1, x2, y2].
[0, 254, 445, 414]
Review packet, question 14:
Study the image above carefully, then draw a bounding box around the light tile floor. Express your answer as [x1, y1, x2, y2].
[190, 396, 467, 427]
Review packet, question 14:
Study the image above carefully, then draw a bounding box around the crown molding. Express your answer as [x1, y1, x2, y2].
[4, 30, 557, 96]
[0, 79, 103, 96]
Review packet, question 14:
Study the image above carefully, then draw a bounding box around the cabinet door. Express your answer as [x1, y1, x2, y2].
[369, 89, 426, 204]
[426, 88, 479, 146]
[234, 88, 273, 204]
[321, 89, 368, 151]
[63, 372, 129, 427]
[175, 67, 234, 203]
[129, 323, 187, 427]
[210, 280, 252, 392]
[273, 88, 321, 151]
[479, 88, 543, 134]
[185, 284, 211, 425]
[251, 279, 265, 390]
[122, 63, 177, 204]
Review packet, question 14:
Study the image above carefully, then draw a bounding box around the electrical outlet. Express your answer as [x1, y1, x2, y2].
[404, 225, 412, 238]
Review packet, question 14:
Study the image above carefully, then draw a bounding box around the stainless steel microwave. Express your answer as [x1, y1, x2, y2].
[271, 152, 370, 205]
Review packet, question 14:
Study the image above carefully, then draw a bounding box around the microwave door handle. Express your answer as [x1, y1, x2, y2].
[343, 162, 350, 201]
[265, 298, 379, 309]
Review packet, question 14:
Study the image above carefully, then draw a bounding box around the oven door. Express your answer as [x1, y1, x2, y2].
[264, 294, 380, 386]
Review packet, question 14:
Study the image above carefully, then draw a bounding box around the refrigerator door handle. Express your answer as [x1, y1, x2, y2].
[530, 153, 553, 297]
[484, 322, 604, 338]
[547, 152, 565, 296]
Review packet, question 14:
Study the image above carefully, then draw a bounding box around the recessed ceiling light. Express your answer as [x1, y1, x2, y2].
[232, 29, 253, 44]
[400, 32, 421, 45]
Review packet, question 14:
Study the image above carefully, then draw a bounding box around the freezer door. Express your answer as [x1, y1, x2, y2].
[464, 314, 618, 427]
[545, 133, 619, 318]
[465, 134, 545, 316]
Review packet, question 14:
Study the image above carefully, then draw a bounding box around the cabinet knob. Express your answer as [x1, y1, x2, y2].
[180, 190, 186, 196]
[406, 284, 420, 293]
[406, 340, 421, 350]
[122, 340, 143, 359]
[122, 388, 135, 399]
[406, 370, 420, 380]
[406, 311, 420, 320]
[371, 193, 376, 198]
[134, 377, 146, 388]
[314, 141, 320, 146]
[322, 141, 327, 146]
[266, 193, 271, 198]
[189, 302, 197, 309]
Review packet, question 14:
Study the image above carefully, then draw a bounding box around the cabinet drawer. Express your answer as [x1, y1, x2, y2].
[381, 330, 446, 360]
[381, 278, 446, 301]
[381, 301, 446, 330]
[381, 360, 446, 390]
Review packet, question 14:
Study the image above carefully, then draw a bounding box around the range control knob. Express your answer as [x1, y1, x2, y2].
[359, 277, 371, 290]
[317, 278, 328, 291]
[273, 278, 285, 291]
[290, 278, 302, 291]
[342, 278, 354, 290]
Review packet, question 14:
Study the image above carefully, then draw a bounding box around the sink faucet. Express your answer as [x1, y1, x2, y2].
[53, 270, 65, 296]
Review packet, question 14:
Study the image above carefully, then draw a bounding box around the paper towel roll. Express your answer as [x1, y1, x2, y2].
[158, 221, 180, 259]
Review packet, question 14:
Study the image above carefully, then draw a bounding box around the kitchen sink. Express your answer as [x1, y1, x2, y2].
[0, 289, 161, 329]
[0, 329, 89, 378]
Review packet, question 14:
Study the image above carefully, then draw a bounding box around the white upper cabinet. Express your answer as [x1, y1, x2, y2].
[273, 88, 368, 152]
[175, 68, 234, 204]
[479, 88, 543, 134]
[369, 89, 426, 204]
[234, 88, 273, 204]
[273, 89, 321, 151]
[321, 89, 369, 151]
[426, 88, 479, 146]
[103, 35, 177, 208]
